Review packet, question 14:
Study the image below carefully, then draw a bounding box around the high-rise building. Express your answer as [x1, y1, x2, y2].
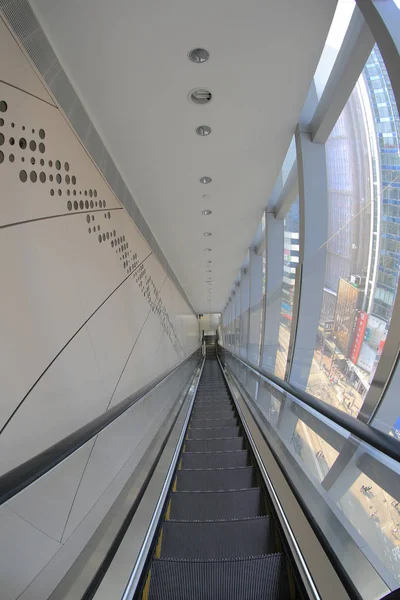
[363, 46, 400, 323]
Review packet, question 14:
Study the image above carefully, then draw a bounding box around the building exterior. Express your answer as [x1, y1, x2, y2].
[333, 277, 364, 358]
[364, 46, 400, 323]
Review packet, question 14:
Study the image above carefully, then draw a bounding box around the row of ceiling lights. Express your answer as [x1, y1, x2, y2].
[189, 48, 213, 304]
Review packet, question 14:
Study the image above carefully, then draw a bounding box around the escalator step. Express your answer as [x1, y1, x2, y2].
[184, 437, 245, 452]
[175, 466, 256, 491]
[187, 426, 240, 439]
[181, 450, 249, 469]
[160, 516, 275, 559]
[190, 418, 238, 429]
[192, 410, 235, 419]
[193, 406, 233, 414]
[147, 554, 289, 600]
[169, 488, 266, 520]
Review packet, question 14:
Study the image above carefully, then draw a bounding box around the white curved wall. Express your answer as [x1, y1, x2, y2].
[0, 18, 199, 598]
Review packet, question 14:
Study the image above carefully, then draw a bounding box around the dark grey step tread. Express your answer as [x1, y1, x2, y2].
[187, 426, 241, 440]
[176, 466, 256, 491]
[190, 418, 238, 429]
[160, 516, 274, 559]
[184, 437, 245, 452]
[181, 450, 249, 469]
[192, 411, 235, 419]
[192, 413, 235, 419]
[195, 400, 232, 405]
[169, 488, 266, 520]
[193, 407, 233, 414]
[148, 554, 289, 600]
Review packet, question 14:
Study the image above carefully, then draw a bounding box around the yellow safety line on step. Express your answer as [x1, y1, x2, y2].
[155, 528, 163, 558]
[287, 561, 297, 600]
[142, 568, 151, 600]
[178, 458, 182, 470]
[165, 499, 171, 521]
[172, 476, 177, 491]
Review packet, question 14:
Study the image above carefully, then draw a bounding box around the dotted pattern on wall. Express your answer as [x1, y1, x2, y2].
[0, 0, 195, 315]
[0, 98, 182, 355]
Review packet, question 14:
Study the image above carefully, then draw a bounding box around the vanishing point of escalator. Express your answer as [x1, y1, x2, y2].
[141, 347, 294, 599]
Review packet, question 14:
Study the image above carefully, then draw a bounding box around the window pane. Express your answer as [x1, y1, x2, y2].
[239, 262, 250, 357]
[303, 45, 400, 419]
[276, 198, 300, 378]
[248, 224, 266, 365]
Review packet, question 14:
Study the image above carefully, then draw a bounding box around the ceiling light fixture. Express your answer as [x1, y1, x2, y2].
[202, 209, 212, 215]
[206, 260, 212, 264]
[189, 89, 212, 105]
[196, 125, 212, 136]
[200, 176, 212, 184]
[204, 248, 212, 252]
[203, 232, 212, 237]
[188, 48, 209, 63]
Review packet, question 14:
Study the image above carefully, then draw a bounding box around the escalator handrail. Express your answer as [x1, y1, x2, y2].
[0, 348, 202, 506]
[219, 345, 400, 464]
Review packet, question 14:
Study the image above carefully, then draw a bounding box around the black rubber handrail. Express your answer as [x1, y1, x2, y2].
[219, 345, 400, 464]
[0, 349, 201, 506]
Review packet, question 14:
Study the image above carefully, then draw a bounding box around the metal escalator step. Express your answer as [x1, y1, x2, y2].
[169, 488, 266, 520]
[190, 418, 238, 429]
[197, 394, 230, 398]
[192, 410, 237, 419]
[160, 516, 275, 559]
[193, 405, 233, 413]
[148, 554, 289, 600]
[176, 466, 256, 491]
[181, 450, 249, 469]
[184, 437, 245, 452]
[187, 426, 240, 439]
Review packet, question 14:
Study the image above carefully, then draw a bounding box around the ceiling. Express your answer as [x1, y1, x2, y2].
[30, 0, 337, 313]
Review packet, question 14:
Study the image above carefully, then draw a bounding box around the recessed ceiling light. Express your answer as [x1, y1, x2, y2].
[204, 248, 212, 252]
[206, 260, 212, 264]
[188, 48, 209, 63]
[202, 209, 212, 215]
[196, 125, 212, 136]
[200, 176, 212, 184]
[189, 89, 212, 105]
[203, 232, 212, 237]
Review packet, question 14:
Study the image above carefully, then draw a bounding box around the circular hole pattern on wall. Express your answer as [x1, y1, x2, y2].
[19, 138, 27, 150]
[67, 201, 72, 211]
[19, 170, 27, 182]
[40, 172, 46, 183]
[0, 133, 4, 146]
[39, 129, 45, 140]
[0, 118, 3, 126]
[9, 137, 15, 146]
[9, 154, 14, 162]
[39, 143, 45, 153]
[0, 151, 3, 164]
[50, 189, 54, 196]
[64, 162, 69, 171]
[56, 160, 61, 170]
[56, 174, 62, 184]
[30, 171, 37, 183]
[29, 140, 36, 151]
[0, 101, 7, 112]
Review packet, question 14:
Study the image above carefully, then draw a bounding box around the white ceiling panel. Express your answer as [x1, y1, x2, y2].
[30, 0, 337, 312]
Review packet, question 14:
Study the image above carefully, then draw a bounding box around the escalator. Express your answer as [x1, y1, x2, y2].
[139, 347, 297, 600]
